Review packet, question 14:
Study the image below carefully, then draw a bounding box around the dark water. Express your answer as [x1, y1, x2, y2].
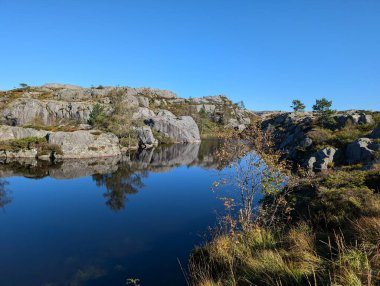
[0, 140, 231, 286]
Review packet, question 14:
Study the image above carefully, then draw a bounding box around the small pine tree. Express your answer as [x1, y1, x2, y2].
[88, 103, 105, 127]
[19, 83, 28, 88]
[312, 98, 335, 128]
[291, 99, 305, 113]
[236, 101, 246, 110]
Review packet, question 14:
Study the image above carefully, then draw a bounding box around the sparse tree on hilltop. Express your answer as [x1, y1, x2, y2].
[312, 98, 335, 128]
[291, 99, 305, 113]
[19, 83, 28, 89]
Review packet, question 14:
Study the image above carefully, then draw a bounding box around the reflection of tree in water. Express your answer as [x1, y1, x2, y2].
[92, 164, 147, 211]
[0, 179, 11, 208]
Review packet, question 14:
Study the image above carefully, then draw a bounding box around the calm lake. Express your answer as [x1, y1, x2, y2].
[0, 140, 233, 286]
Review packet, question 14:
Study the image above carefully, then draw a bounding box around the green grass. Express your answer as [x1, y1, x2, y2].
[191, 166, 380, 286]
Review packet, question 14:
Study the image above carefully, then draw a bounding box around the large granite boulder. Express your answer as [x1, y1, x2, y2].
[48, 130, 121, 158]
[306, 147, 338, 171]
[144, 110, 200, 143]
[346, 138, 379, 164]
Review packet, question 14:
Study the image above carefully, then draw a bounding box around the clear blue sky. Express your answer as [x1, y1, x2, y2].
[1, 0, 379, 111]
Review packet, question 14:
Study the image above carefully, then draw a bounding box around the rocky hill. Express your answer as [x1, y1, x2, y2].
[261, 110, 380, 171]
[0, 84, 253, 160]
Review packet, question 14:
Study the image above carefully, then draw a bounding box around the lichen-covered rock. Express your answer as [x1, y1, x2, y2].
[132, 107, 156, 120]
[0, 149, 38, 159]
[42, 83, 83, 90]
[136, 126, 158, 146]
[306, 147, 338, 171]
[2, 98, 96, 126]
[334, 112, 374, 128]
[145, 111, 200, 143]
[48, 130, 121, 158]
[0, 125, 49, 140]
[137, 96, 150, 108]
[346, 138, 379, 164]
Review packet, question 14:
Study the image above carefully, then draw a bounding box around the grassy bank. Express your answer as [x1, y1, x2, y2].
[189, 121, 380, 286]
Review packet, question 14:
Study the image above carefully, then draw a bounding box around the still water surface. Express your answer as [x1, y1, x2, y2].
[0, 140, 232, 286]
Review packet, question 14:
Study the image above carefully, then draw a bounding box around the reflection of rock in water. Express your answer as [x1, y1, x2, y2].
[130, 143, 201, 170]
[0, 157, 121, 179]
[0, 139, 227, 179]
[49, 157, 121, 179]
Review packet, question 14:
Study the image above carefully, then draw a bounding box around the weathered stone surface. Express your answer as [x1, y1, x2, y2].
[307, 147, 338, 171]
[132, 107, 155, 120]
[191, 104, 216, 113]
[2, 98, 96, 126]
[42, 83, 83, 90]
[191, 95, 226, 105]
[0, 125, 48, 140]
[137, 96, 149, 108]
[371, 124, 380, 139]
[145, 111, 200, 143]
[136, 126, 158, 146]
[48, 130, 121, 158]
[0, 149, 37, 159]
[334, 112, 374, 128]
[346, 138, 379, 164]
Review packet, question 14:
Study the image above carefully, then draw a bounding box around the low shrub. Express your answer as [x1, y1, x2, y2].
[0, 137, 46, 152]
[152, 130, 174, 145]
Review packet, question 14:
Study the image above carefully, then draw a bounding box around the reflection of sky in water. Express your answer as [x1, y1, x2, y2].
[0, 141, 233, 286]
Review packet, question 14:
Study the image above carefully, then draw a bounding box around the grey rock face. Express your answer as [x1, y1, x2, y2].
[346, 138, 379, 164]
[334, 113, 374, 128]
[0, 149, 38, 159]
[371, 124, 380, 139]
[132, 107, 156, 120]
[0, 125, 49, 140]
[2, 98, 96, 126]
[145, 111, 200, 143]
[137, 96, 150, 108]
[48, 130, 121, 158]
[136, 126, 158, 146]
[42, 83, 83, 90]
[191, 104, 216, 113]
[307, 147, 337, 171]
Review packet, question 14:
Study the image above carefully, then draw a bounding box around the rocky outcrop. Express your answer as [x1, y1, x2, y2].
[2, 98, 97, 126]
[346, 138, 379, 164]
[136, 126, 158, 146]
[48, 130, 121, 158]
[306, 147, 338, 171]
[334, 112, 374, 128]
[262, 111, 379, 170]
[144, 110, 201, 143]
